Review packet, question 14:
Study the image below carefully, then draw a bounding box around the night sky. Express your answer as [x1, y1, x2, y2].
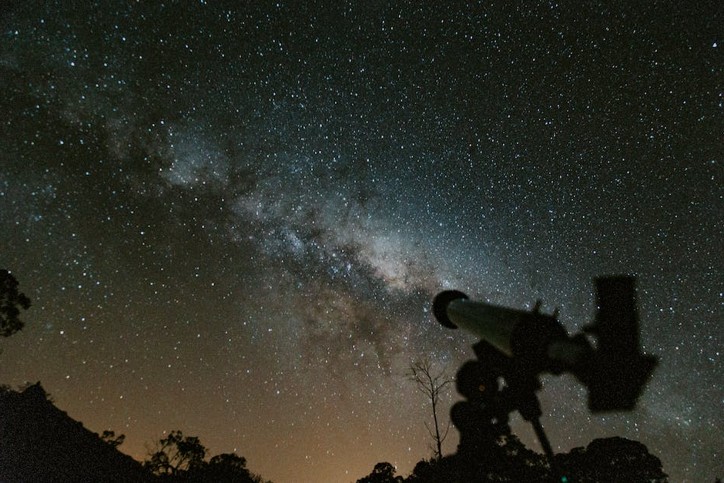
[1, 1, 721, 482]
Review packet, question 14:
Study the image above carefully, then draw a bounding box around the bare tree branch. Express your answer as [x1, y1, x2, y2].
[406, 358, 454, 460]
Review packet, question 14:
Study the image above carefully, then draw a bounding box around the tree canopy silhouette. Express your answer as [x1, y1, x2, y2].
[0, 269, 31, 337]
[356, 462, 404, 483]
[204, 453, 267, 483]
[144, 430, 268, 482]
[555, 436, 668, 482]
[145, 430, 207, 477]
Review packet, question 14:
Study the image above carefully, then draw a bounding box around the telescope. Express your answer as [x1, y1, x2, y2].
[433, 276, 657, 412]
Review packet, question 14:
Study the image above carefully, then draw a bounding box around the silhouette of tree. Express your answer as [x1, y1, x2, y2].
[100, 430, 125, 448]
[406, 455, 476, 482]
[406, 358, 453, 460]
[407, 458, 435, 481]
[496, 433, 548, 481]
[555, 436, 667, 482]
[198, 453, 263, 483]
[356, 462, 403, 483]
[144, 430, 207, 477]
[143, 431, 269, 482]
[407, 442, 548, 483]
[0, 269, 31, 337]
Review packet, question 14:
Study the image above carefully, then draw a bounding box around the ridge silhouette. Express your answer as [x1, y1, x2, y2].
[0, 383, 270, 482]
[0, 383, 152, 482]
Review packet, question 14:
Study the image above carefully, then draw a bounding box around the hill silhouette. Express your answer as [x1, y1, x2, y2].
[0, 382, 153, 482]
[0, 381, 670, 482]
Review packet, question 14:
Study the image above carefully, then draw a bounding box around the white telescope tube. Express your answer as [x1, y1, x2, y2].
[445, 298, 527, 357]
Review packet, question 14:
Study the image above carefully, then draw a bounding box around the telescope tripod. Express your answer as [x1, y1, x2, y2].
[452, 340, 561, 481]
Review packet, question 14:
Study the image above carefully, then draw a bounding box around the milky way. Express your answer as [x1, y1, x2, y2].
[1, 2, 721, 482]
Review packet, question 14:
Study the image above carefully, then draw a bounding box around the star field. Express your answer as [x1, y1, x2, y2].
[1, 1, 721, 482]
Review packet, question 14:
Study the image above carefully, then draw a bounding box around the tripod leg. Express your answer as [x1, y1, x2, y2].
[531, 417, 566, 482]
